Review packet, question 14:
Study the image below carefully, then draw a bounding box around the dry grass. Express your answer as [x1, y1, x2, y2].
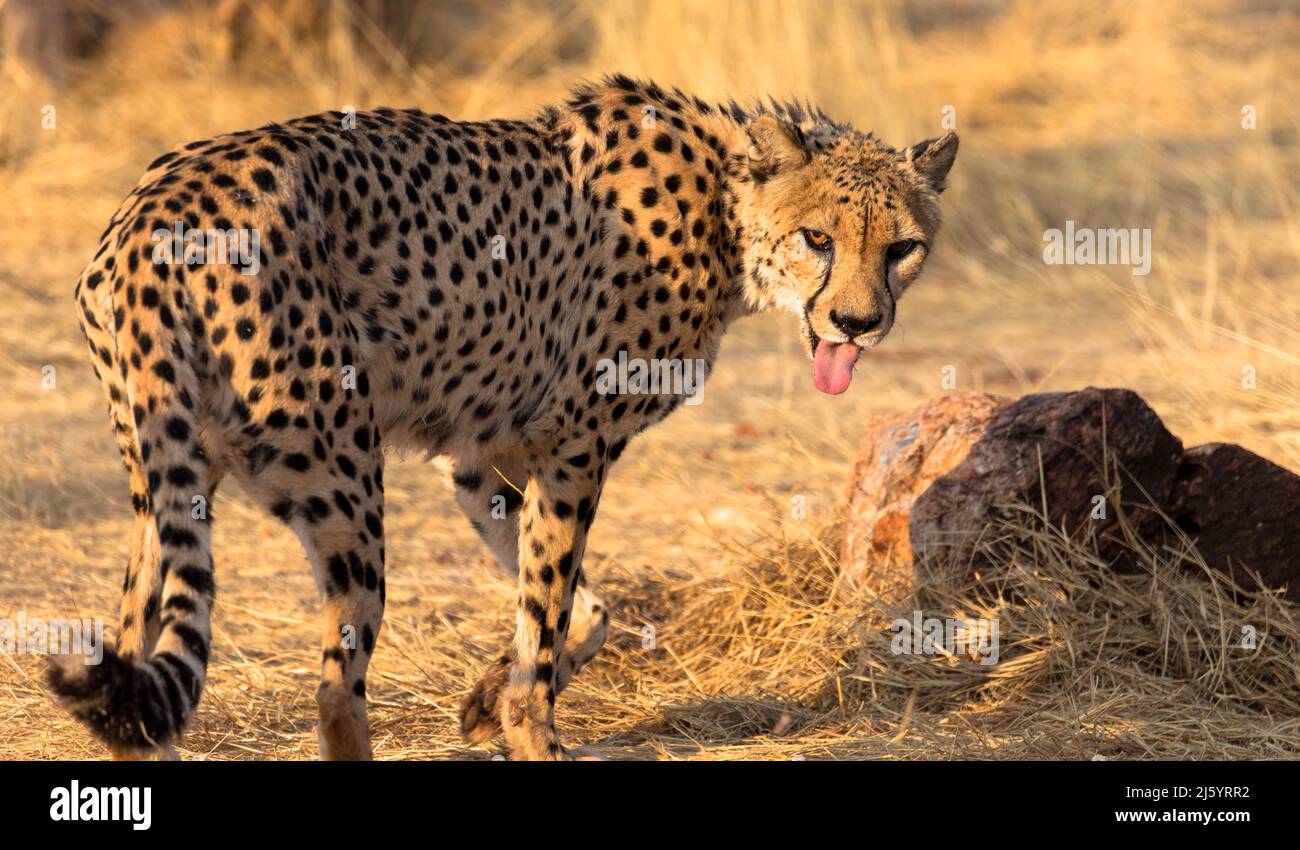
[7, 505, 1299, 760]
[1, 0, 1298, 759]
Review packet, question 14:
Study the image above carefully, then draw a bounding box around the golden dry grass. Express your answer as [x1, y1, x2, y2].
[1, 0, 1298, 760]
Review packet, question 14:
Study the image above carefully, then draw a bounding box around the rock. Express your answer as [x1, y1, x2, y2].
[841, 388, 1182, 582]
[840, 387, 1300, 601]
[840, 392, 1003, 588]
[908, 387, 1184, 571]
[1165, 443, 1300, 595]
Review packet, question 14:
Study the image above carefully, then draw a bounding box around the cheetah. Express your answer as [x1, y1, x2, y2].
[52, 75, 957, 760]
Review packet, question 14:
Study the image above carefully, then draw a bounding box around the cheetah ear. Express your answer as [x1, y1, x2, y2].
[905, 131, 959, 193]
[746, 115, 809, 179]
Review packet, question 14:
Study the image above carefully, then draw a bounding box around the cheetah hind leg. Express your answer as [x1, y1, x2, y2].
[239, 405, 387, 760]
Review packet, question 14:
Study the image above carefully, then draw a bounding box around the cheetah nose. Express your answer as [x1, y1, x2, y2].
[829, 309, 884, 339]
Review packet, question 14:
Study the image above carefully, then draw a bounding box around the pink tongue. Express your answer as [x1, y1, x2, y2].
[812, 339, 862, 395]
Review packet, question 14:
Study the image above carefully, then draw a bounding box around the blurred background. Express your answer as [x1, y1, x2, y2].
[1, 0, 1298, 759]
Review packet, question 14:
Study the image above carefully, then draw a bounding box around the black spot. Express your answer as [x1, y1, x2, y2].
[251, 168, 277, 192]
[152, 361, 177, 384]
[164, 417, 190, 441]
[284, 453, 311, 472]
[454, 470, 484, 492]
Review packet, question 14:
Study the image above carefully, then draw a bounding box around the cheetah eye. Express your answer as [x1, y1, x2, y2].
[887, 240, 918, 262]
[802, 229, 832, 251]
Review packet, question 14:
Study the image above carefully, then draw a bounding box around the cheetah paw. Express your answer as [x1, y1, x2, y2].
[563, 745, 608, 761]
[459, 654, 510, 744]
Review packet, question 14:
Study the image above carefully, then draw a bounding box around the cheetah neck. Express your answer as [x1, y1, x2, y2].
[553, 80, 777, 343]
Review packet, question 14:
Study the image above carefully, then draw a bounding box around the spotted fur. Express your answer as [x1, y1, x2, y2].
[53, 75, 956, 760]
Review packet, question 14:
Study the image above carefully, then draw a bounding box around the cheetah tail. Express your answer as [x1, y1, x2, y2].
[49, 305, 215, 755]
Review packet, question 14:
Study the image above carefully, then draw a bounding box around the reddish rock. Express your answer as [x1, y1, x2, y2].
[840, 392, 1003, 586]
[908, 387, 1183, 570]
[841, 387, 1300, 601]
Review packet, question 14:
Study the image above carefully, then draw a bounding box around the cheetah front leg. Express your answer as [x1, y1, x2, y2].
[455, 457, 609, 748]
[460, 582, 609, 745]
[496, 463, 603, 760]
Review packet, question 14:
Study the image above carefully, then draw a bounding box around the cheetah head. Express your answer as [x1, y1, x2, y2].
[739, 115, 958, 394]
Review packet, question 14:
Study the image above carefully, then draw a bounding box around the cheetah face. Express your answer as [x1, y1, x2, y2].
[742, 117, 958, 394]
